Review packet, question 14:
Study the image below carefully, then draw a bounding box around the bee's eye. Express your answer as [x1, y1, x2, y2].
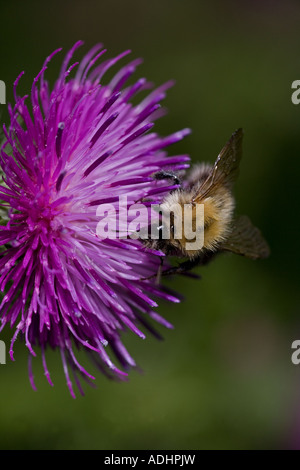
[170, 224, 174, 236]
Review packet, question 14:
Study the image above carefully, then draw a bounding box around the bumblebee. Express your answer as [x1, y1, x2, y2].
[144, 128, 269, 277]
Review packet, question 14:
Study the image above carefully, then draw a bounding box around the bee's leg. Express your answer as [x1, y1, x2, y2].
[161, 257, 202, 279]
[140, 257, 164, 282]
[161, 251, 217, 278]
[140, 252, 217, 282]
[152, 170, 181, 186]
[155, 256, 164, 285]
[140, 256, 202, 282]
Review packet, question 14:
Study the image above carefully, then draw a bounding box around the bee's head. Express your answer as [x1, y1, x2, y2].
[141, 214, 180, 256]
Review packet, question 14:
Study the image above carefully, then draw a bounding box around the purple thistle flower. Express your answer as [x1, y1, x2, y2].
[0, 41, 190, 397]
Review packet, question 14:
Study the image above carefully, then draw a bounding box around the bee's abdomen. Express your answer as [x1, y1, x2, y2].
[201, 187, 235, 251]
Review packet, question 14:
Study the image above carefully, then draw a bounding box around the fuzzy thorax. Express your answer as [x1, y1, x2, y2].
[160, 186, 235, 258]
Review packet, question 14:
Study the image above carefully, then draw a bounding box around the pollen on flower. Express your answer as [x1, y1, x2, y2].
[0, 41, 190, 397]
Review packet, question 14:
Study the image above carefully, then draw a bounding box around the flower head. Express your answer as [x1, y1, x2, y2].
[0, 41, 190, 397]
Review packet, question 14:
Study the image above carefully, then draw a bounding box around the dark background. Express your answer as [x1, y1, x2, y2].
[0, 0, 299, 450]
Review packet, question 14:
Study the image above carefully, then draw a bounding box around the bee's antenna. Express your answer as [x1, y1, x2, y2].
[152, 170, 181, 186]
[107, 228, 141, 235]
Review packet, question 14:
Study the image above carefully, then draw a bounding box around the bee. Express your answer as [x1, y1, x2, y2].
[144, 128, 270, 278]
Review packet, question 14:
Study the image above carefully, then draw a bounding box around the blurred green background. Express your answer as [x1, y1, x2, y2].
[0, 0, 300, 450]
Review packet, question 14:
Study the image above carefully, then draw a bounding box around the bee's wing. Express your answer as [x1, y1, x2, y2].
[220, 215, 270, 259]
[192, 128, 243, 202]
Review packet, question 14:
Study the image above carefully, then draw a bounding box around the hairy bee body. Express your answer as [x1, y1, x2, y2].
[160, 168, 235, 257]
